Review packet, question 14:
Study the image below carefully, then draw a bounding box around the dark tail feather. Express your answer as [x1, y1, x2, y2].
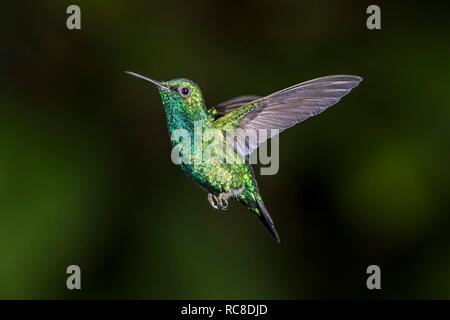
[255, 199, 280, 243]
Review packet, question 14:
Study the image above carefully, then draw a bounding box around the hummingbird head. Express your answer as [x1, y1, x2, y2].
[126, 71, 207, 121]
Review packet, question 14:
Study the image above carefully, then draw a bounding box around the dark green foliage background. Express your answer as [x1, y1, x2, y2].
[0, 0, 449, 298]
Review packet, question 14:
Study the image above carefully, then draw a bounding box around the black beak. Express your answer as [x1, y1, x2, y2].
[125, 71, 169, 90]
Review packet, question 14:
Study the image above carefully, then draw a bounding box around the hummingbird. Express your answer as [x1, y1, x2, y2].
[126, 71, 362, 242]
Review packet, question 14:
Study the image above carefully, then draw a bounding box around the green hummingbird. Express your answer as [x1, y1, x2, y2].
[126, 71, 362, 242]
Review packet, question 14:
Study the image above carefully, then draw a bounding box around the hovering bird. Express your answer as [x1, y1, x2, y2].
[126, 71, 362, 242]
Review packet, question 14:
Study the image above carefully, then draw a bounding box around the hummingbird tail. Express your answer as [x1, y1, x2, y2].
[254, 199, 280, 243]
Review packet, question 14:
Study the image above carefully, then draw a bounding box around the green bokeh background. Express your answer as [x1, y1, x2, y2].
[0, 0, 449, 299]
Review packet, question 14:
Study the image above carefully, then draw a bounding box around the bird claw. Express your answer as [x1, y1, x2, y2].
[208, 193, 228, 210]
[208, 193, 217, 209]
[207, 186, 245, 211]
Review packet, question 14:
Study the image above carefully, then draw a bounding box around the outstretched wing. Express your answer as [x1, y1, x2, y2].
[213, 75, 362, 156]
[208, 95, 261, 118]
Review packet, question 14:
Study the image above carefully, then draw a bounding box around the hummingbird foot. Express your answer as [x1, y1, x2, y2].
[207, 186, 245, 211]
[208, 193, 227, 210]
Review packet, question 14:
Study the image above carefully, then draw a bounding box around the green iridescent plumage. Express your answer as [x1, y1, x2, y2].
[126, 71, 362, 242]
[157, 78, 273, 237]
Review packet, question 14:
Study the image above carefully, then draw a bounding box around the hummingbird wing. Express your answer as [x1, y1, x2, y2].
[208, 95, 261, 118]
[213, 75, 362, 156]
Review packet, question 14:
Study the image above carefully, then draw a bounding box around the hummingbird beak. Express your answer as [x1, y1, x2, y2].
[125, 71, 169, 90]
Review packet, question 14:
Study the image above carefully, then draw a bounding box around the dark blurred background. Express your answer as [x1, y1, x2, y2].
[0, 0, 449, 299]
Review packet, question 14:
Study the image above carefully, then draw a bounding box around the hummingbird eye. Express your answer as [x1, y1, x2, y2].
[178, 86, 191, 98]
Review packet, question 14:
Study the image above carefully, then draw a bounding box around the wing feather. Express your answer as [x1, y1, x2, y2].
[208, 95, 261, 118]
[214, 75, 362, 156]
